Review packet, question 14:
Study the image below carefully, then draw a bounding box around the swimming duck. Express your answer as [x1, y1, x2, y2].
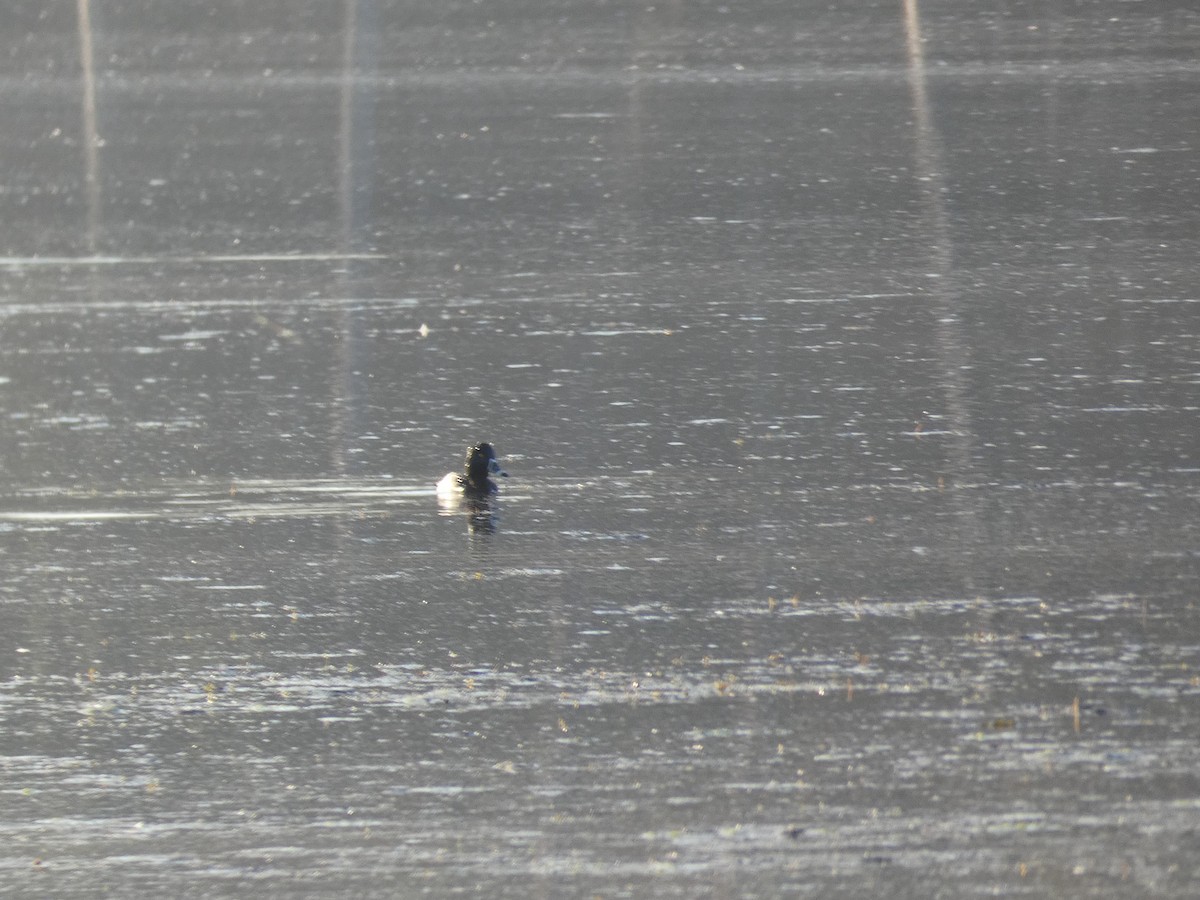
[436, 442, 509, 497]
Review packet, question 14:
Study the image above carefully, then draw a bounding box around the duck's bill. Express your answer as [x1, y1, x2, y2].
[489, 459, 509, 477]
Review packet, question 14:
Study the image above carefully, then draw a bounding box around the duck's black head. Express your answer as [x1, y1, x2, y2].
[463, 442, 508, 491]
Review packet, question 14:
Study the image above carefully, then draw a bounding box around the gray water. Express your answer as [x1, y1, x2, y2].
[2, 1, 1199, 897]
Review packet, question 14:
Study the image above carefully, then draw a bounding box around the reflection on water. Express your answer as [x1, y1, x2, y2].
[1, 0, 1199, 896]
[438, 488, 502, 537]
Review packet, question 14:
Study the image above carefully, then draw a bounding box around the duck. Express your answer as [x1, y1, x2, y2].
[436, 442, 509, 497]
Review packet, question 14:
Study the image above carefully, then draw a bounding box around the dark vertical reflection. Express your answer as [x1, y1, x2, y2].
[331, 0, 388, 651]
[902, 0, 980, 592]
[336, 0, 381, 478]
[77, 0, 100, 252]
[339, 0, 380, 256]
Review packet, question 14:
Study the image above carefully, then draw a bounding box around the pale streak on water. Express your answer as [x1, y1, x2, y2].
[1, 1, 1199, 897]
[0, 254, 387, 266]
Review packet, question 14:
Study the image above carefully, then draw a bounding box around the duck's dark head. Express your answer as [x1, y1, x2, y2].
[464, 442, 508, 491]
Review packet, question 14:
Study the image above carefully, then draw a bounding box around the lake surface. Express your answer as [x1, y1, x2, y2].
[1, 1, 1198, 896]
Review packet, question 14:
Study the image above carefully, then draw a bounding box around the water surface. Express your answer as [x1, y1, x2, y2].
[1, 1, 1198, 897]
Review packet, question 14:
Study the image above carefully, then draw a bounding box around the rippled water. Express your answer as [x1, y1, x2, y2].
[2, 1, 1199, 897]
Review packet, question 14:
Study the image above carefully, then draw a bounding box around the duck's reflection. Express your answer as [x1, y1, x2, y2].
[438, 491, 500, 536]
